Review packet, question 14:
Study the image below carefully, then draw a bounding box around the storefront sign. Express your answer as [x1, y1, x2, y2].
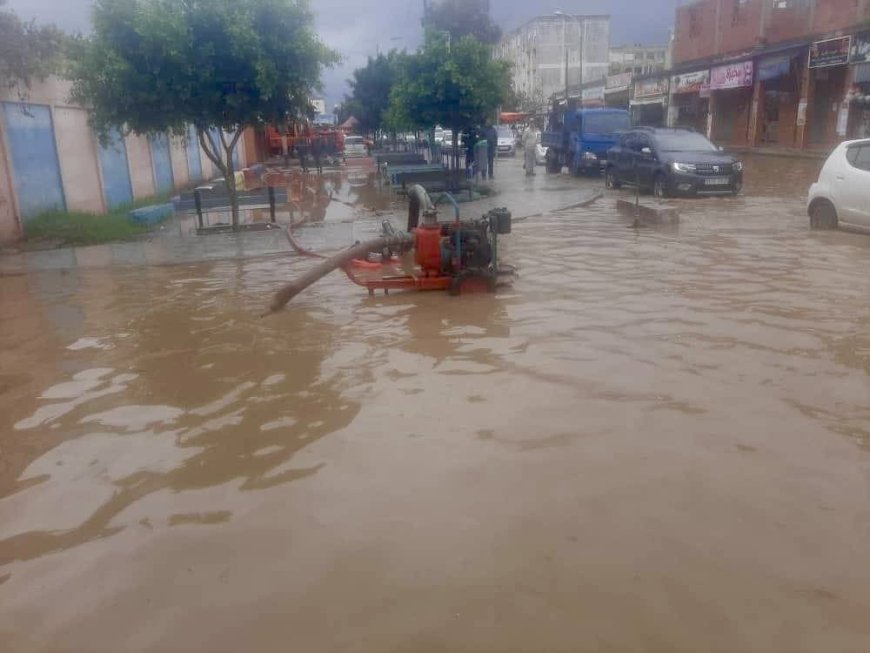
[709, 61, 753, 90]
[671, 70, 710, 94]
[605, 72, 632, 93]
[836, 104, 849, 136]
[809, 36, 851, 69]
[797, 100, 808, 127]
[582, 84, 605, 104]
[851, 31, 870, 65]
[634, 77, 669, 99]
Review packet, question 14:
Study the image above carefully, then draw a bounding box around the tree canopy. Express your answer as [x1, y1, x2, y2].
[345, 51, 406, 136]
[423, 0, 501, 45]
[389, 33, 510, 140]
[0, 0, 64, 90]
[69, 0, 338, 227]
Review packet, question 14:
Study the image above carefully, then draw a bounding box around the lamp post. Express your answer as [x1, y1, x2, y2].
[554, 11, 583, 105]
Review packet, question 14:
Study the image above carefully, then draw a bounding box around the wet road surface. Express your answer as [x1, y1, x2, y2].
[2, 155, 870, 651]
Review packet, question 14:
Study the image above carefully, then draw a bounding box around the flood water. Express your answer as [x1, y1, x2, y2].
[2, 154, 870, 651]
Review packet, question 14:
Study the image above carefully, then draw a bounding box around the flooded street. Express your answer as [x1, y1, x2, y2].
[2, 155, 870, 651]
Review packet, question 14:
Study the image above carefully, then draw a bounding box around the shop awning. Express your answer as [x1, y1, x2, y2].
[855, 62, 870, 84]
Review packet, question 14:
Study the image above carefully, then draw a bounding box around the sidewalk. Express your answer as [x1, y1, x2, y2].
[0, 159, 600, 275]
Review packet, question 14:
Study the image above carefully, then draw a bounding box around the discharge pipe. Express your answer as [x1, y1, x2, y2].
[407, 184, 436, 230]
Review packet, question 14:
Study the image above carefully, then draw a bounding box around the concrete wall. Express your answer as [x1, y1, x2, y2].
[53, 106, 105, 214]
[170, 135, 190, 189]
[124, 133, 156, 200]
[0, 125, 18, 243]
[0, 74, 261, 243]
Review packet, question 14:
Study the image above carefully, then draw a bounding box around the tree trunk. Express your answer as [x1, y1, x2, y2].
[197, 127, 244, 232]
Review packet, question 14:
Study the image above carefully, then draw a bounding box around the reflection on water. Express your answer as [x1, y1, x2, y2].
[1, 167, 870, 651]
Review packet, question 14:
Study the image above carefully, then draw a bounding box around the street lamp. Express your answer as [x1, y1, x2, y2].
[554, 10, 583, 104]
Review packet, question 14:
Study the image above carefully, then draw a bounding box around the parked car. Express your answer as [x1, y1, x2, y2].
[535, 133, 548, 166]
[605, 127, 743, 197]
[496, 125, 516, 157]
[344, 135, 368, 157]
[808, 138, 870, 231]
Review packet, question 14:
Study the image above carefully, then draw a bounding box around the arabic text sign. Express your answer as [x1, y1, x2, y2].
[605, 72, 632, 92]
[710, 61, 753, 90]
[809, 36, 851, 68]
[634, 77, 668, 98]
[671, 70, 710, 94]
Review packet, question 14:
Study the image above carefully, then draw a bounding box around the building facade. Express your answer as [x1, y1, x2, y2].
[668, 0, 870, 150]
[0, 76, 247, 243]
[495, 15, 611, 109]
[610, 44, 669, 76]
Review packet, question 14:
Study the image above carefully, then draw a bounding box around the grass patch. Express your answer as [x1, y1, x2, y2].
[24, 193, 174, 247]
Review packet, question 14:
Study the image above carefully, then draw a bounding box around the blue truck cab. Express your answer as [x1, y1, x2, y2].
[542, 108, 631, 175]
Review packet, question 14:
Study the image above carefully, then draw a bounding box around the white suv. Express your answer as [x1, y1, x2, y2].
[808, 139, 870, 232]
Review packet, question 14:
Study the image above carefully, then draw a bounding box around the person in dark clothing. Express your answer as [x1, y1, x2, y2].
[485, 125, 498, 179]
[298, 137, 309, 173]
[312, 136, 323, 174]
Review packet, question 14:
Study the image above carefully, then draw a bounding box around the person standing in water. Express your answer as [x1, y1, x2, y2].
[522, 122, 539, 177]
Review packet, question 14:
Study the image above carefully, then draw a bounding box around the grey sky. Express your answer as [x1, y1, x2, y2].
[6, 0, 678, 109]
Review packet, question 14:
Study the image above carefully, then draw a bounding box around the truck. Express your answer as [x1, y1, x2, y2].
[542, 107, 631, 176]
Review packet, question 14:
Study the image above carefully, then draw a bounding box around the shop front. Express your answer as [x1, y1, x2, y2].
[846, 32, 870, 140]
[582, 83, 605, 109]
[669, 69, 710, 132]
[755, 49, 804, 147]
[604, 73, 631, 110]
[807, 36, 851, 147]
[709, 60, 754, 145]
[631, 76, 669, 126]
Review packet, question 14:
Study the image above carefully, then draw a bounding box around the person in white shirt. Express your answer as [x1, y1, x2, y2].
[522, 123, 540, 176]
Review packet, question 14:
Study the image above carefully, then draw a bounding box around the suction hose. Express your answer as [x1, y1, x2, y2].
[267, 232, 415, 313]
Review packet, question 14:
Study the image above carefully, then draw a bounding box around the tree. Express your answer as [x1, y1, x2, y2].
[69, 0, 338, 229]
[389, 33, 510, 172]
[346, 50, 406, 138]
[0, 0, 64, 91]
[423, 0, 501, 45]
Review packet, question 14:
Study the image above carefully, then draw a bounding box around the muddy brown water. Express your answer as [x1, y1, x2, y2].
[2, 155, 870, 651]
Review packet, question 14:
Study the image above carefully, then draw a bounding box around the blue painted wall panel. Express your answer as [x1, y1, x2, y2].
[186, 125, 203, 182]
[209, 128, 222, 176]
[150, 133, 174, 193]
[98, 128, 133, 209]
[2, 102, 65, 219]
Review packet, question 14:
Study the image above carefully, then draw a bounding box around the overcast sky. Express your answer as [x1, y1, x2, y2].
[6, 0, 678, 109]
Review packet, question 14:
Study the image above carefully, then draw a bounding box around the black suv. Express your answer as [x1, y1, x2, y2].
[605, 127, 743, 197]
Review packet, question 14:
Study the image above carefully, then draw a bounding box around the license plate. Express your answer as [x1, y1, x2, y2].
[705, 177, 730, 186]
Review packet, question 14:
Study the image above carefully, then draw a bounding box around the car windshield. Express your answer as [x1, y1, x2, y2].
[497, 127, 513, 138]
[655, 131, 718, 152]
[582, 113, 630, 135]
[346, 137, 363, 144]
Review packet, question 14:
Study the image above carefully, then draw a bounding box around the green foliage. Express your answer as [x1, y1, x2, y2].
[346, 51, 406, 136]
[389, 33, 510, 137]
[0, 0, 64, 90]
[423, 0, 501, 45]
[69, 0, 338, 228]
[23, 206, 165, 246]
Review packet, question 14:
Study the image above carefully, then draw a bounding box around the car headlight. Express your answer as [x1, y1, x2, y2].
[672, 162, 696, 173]
[582, 151, 598, 161]
[733, 161, 744, 172]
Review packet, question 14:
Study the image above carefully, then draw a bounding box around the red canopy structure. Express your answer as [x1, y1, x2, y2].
[499, 112, 531, 124]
